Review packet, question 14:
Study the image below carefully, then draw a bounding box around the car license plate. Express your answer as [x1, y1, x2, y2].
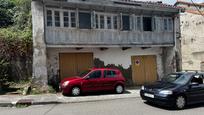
[144, 93, 154, 98]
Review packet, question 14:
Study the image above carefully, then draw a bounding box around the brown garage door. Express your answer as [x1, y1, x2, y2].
[59, 53, 93, 79]
[131, 55, 157, 85]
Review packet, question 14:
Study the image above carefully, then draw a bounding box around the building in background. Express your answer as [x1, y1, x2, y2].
[32, 0, 181, 87]
[175, 1, 204, 71]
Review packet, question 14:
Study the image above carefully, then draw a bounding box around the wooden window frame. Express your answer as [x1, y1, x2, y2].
[94, 12, 118, 30]
[45, 8, 77, 29]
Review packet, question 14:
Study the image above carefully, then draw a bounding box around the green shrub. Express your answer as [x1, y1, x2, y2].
[0, 59, 9, 87]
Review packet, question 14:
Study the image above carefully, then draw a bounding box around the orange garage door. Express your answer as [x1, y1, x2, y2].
[59, 53, 93, 79]
[131, 55, 157, 85]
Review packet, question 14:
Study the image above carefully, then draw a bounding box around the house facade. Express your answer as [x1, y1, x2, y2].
[175, 1, 204, 71]
[32, 0, 181, 87]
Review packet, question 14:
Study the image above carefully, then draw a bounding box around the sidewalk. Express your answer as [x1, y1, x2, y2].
[0, 89, 140, 107]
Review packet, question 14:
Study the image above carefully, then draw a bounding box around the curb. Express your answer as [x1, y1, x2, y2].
[0, 103, 13, 107]
[0, 92, 140, 107]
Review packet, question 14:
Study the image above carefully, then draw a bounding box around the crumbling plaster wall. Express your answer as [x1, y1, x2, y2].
[32, 1, 48, 86]
[47, 47, 164, 81]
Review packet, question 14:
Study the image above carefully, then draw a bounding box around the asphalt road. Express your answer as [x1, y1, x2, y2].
[0, 97, 204, 115]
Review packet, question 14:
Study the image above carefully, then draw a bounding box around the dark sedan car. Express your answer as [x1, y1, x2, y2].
[140, 72, 204, 109]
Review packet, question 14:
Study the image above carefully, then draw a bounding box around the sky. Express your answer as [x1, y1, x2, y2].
[141, 0, 204, 5]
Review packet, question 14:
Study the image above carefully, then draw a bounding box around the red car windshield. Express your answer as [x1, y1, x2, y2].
[79, 70, 91, 77]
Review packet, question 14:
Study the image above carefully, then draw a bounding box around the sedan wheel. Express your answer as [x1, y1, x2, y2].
[71, 87, 80, 96]
[176, 96, 186, 109]
[115, 85, 124, 94]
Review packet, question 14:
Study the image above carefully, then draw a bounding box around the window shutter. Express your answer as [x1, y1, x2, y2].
[130, 14, 135, 31]
[119, 13, 123, 30]
[152, 16, 157, 32]
[76, 8, 79, 28]
[159, 17, 164, 32]
[155, 17, 159, 32]
[91, 11, 96, 29]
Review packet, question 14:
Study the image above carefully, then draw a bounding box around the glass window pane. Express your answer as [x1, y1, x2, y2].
[63, 12, 68, 17]
[64, 22, 69, 27]
[104, 70, 116, 78]
[168, 19, 173, 31]
[137, 17, 141, 31]
[95, 14, 99, 29]
[71, 12, 76, 27]
[164, 19, 168, 30]
[122, 15, 130, 31]
[63, 11, 69, 27]
[47, 21, 52, 27]
[79, 12, 91, 29]
[143, 17, 152, 31]
[100, 15, 104, 29]
[89, 71, 101, 79]
[47, 10, 52, 27]
[54, 11, 60, 27]
[47, 16, 52, 20]
[107, 16, 112, 29]
[113, 16, 118, 29]
[47, 10, 52, 15]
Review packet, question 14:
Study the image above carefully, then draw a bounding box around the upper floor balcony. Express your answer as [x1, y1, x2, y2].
[43, 0, 179, 47]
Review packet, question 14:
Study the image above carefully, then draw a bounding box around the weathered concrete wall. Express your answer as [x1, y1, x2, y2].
[162, 47, 177, 75]
[46, 28, 174, 46]
[32, 1, 48, 87]
[180, 12, 204, 70]
[47, 47, 164, 83]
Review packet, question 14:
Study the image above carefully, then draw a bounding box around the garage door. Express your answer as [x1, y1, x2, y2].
[131, 55, 157, 85]
[59, 53, 93, 79]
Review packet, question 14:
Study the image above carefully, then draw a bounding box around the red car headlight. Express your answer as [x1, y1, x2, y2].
[62, 81, 69, 87]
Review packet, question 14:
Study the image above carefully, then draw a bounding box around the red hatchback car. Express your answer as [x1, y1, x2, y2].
[60, 68, 126, 96]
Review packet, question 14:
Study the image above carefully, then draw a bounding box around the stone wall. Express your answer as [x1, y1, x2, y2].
[180, 12, 204, 70]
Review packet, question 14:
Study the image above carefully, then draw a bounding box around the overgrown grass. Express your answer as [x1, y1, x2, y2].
[15, 103, 30, 108]
[30, 86, 56, 95]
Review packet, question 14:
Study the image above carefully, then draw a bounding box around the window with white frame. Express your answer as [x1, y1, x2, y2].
[100, 15, 105, 29]
[63, 11, 76, 28]
[163, 18, 173, 31]
[95, 13, 118, 30]
[54, 11, 60, 27]
[71, 12, 76, 27]
[134, 16, 142, 31]
[168, 18, 173, 31]
[164, 18, 168, 31]
[46, 9, 77, 28]
[47, 10, 52, 27]
[107, 16, 112, 29]
[95, 14, 99, 28]
[113, 16, 118, 29]
[63, 11, 69, 27]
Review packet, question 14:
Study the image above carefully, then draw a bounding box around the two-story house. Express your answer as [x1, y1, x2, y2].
[32, 0, 181, 87]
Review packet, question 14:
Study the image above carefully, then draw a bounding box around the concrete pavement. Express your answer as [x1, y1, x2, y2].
[1, 98, 204, 115]
[0, 89, 140, 107]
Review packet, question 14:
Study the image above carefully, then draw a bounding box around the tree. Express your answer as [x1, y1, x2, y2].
[0, 0, 15, 27]
[12, 0, 32, 30]
[0, 0, 32, 82]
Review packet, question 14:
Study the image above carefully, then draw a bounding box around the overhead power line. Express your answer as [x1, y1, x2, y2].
[190, 0, 204, 17]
